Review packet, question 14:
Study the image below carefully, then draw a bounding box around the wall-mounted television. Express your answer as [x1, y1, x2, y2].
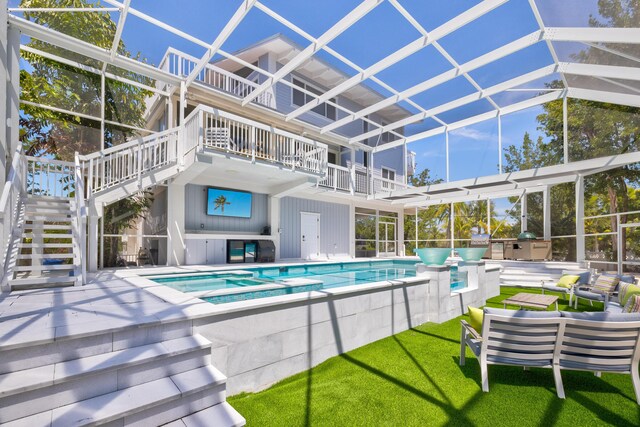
[206, 187, 252, 218]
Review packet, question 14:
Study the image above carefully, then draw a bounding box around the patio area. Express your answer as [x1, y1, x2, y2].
[229, 287, 639, 426]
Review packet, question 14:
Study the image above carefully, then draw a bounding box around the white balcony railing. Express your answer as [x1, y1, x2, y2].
[79, 128, 180, 196]
[186, 105, 328, 175]
[319, 164, 351, 192]
[160, 48, 274, 108]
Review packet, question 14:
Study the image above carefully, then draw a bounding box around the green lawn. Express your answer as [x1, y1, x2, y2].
[228, 287, 640, 426]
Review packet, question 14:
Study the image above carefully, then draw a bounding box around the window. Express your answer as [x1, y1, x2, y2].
[382, 167, 395, 181]
[328, 152, 337, 165]
[382, 167, 396, 190]
[292, 78, 337, 120]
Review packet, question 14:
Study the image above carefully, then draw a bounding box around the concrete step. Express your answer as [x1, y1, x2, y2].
[25, 196, 71, 203]
[9, 276, 76, 291]
[22, 224, 73, 231]
[9, 365, 228, 427]
[17, 243, 74, 249]
[0, 335, 213, 423]
[14, 264, 74, 272]
[20, 233, 72, 240]
[17, 253, 75, 260]
[0, 320, 193, 373]
[164, 401, 246, 427]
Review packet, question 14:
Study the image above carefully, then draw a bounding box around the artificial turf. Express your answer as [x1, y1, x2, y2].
[228, 287, 640, 426]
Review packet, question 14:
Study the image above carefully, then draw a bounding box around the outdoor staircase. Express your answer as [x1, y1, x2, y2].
[0, 319, 245, 426]
[490, 260, 587, 287]
[9, 196, 79, 291]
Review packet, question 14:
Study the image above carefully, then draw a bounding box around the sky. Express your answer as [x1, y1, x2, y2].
[11, 0, 607, 209]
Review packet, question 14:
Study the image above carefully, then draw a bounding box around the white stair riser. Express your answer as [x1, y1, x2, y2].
[0, 349, 211, 423]
[0, 321, 193, 374]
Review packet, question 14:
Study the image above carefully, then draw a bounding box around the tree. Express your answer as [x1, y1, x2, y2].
[214, 195, 231, 214]
[19, 0, 156, 267]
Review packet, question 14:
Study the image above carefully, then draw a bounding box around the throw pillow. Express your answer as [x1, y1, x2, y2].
[556, 275, 580, 289]
[623, 294, 640, 313]
[468, 306, 483, 333]
[591, 274, 620, 295]
[619, 282, 640, 306]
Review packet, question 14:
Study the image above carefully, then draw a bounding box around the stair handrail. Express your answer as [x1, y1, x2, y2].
[74, 152, 87, 286]
[0, 145, 26, 292]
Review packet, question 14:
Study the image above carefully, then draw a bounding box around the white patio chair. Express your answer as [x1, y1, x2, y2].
[205, 127, 235, 151]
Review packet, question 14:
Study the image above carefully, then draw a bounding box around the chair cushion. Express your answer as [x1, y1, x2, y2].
[560, 311, 640, 322]
[468, 306, 483, 333]
[623, 294, 640, 313]
[619, 282, 640, 306]
[606, 302, 624, 314]
[542, 284, 571, 293]
[484, 307, 561, 318]
[556, 274, 580, 289]
[574, 288, 606, 301]
[466, 338, 482, 357]
[591, 274, 620, 294]
[619, 274, 636, 284]
[572, 270, 592, 285]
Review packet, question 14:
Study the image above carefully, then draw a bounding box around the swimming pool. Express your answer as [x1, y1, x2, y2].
[149, 260, 467, 304]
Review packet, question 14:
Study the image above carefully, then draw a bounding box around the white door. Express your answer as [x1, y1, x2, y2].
[301, 212, 320, 259]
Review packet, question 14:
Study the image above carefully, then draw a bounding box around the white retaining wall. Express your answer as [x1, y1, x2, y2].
[193, 276, 430, 395]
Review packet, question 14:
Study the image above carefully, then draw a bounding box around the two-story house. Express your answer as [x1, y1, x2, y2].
[122, 34, 417, 267]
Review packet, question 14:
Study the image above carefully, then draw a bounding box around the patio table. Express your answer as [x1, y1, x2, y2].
[502, 292, 559, 311]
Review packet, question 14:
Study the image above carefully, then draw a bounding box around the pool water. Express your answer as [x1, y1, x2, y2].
[150, 260, 468, 304]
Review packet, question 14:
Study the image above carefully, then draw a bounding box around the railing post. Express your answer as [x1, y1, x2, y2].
[290, 139, 295, 171]
[198, 109, 204, 151]
[333, 166, 337, 191]
[251, 127, 256, 163]
[137, 138, 143, 188]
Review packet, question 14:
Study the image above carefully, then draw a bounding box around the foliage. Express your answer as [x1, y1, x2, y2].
[19, 0, 153, 159]
[19, 0, 156, 267]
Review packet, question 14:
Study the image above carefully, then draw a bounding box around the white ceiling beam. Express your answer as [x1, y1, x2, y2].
[9, 15, 182, 85]
[389, 0, 501, 111]
[561, 62, 640, 81]
[286, 0, 509, 122]
[185, 0, 257, 88]
[373, 90, 565, 153]
[108, 0, 130, 61]
[567, 87, 640, 107]
[8, 7, 119, 12]
[20, 45, 170, 96]
[544, 27, 640, 44]
[321, 30, 544, 134]
[241, 0, 384, 106]
[253, 1, 449, 134]
[527, 0, 568, 89]
[352, 64, 559, 144]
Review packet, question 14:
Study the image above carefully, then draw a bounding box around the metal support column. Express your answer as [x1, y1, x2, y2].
[576, 175, 586, 263]
[563, 96, 569, 164]
[521, 194, 528, 233]
[543, 186, 551, 240]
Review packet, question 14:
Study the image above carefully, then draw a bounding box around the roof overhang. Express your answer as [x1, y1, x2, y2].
[375, 151, 640, 208]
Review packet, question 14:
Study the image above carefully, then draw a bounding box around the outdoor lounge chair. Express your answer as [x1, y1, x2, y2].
[460, 308, 565, 396]
[573, 273, 635, 310]
[558, 311, 640, 404]
[541, 270, 591, 306]
[205, 127, 235, 151]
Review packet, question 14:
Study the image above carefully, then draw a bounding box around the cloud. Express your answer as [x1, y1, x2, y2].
[451, 127, 495, 142]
